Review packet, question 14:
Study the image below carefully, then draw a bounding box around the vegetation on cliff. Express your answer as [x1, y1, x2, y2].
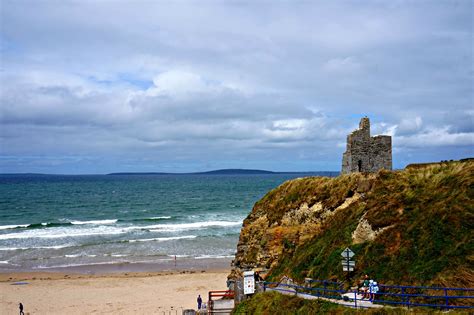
[231, 160, 473, 289]
[232, 291, 453, 314]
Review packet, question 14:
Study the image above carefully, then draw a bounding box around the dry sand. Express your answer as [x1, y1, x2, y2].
[0, 270, 230, 314]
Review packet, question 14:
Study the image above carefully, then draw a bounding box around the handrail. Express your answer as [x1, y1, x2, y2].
[262, 280, 474, 310]
[379, 284, 474, 291]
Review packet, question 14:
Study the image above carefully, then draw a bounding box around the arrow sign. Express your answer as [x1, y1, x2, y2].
[341, 248, 354, 259]
[341, 248, 355, 272]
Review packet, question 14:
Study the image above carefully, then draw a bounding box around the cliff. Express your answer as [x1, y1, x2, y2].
[230, 160, 473, 288]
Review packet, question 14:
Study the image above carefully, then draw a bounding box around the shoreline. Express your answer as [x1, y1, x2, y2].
[0, 256, 233, 276]
[0, 257, 232, 279]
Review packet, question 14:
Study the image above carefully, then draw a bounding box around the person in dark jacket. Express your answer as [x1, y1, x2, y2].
[19, 302, 24, 315]
[197, 295, 202, 309]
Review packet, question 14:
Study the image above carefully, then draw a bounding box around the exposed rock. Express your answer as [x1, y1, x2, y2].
[230, 160, 473, 291]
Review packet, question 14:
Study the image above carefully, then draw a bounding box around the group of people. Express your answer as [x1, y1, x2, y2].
[359, 274, 379, 300]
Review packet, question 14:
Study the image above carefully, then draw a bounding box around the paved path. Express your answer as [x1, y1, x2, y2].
[266, 286, 383, 309]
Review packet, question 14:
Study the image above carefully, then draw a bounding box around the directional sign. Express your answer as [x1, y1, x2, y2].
[341, 248, 355, 272]
[341, 248, 354, 259]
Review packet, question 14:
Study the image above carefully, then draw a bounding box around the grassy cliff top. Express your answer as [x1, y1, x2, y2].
[232, 160, 474, 289]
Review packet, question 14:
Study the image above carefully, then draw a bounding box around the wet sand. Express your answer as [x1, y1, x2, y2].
[0, 258, 231, 314]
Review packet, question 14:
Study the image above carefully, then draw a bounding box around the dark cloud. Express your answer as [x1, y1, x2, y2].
[0, 1, 472, 173]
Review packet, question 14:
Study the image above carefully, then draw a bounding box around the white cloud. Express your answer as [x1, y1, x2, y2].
[0, 1, 472, 172]
[396, 127, 474, 148]
[323, 57, 362, 73]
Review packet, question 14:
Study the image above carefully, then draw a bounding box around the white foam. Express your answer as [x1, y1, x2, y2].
[132, 220, 242, 232]
[65, 254, 81, 258]
[70, 219, 118, 225]
[128, 235, 197, 243]
[0, 226, 126, 240]
[150, 216, 172, 219]
[0, 244, 72, 251]
[0, 224, 29, 230]
[34, 261, 120, 269]
[0, 260, 9, 264]
[195, 255, 235, 259]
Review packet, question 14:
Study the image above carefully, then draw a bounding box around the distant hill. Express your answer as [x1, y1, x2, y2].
[0, 169, 339, 176]
[107, 169, 339, 176]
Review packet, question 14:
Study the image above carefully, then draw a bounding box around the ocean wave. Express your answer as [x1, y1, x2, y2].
[0, 219, 117, 231]
[128, 235, 197, 243]
[34, 261, 122, 269]
[136, 220, 242, 232]
[70, 219, 118, 225]
[0, 226, 126, 240]
[117, 216, 173, 223]
[195, 255, 235, 259]
[65, 254, 81, 258]
[0, 244, 72, 251]
[0, 224, 29, 230]
[65, 254, 97, 258]
[27, 222, 73, 229]
[0, 260, 9, 264]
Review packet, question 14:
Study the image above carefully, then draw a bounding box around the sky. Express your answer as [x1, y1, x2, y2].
[1, 1, 473, 174]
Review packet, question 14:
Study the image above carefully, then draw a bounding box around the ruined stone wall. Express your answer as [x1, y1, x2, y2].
[341, 117, 392, 174]
[370, 135, 392, 171]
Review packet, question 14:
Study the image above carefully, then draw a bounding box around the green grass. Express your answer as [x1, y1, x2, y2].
[232, 291, 461, 314]
[238, 161, 474, 289]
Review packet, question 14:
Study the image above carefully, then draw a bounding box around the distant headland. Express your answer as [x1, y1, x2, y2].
[107, 169, 339, 176]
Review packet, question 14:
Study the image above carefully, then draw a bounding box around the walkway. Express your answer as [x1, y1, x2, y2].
[265, 284, 383, 309]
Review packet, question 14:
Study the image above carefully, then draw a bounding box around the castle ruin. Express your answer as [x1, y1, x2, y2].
[342, 117, 392, 174]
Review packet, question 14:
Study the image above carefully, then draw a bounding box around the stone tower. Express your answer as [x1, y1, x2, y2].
[341, 117, 392, 174]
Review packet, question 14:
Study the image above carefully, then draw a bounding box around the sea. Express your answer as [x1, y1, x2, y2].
[0, 173, 318, 272]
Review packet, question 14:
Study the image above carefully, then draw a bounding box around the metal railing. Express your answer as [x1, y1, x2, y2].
[263, 280, 474, 310]
[374, 284, 474, 310]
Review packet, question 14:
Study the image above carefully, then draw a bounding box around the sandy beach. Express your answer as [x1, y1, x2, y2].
[0, 264, 230, 314]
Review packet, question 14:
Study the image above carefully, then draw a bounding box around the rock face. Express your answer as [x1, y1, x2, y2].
[229, 174, 374, 280]
[342, 117, 392, 174]
[230, 160, 473, 289]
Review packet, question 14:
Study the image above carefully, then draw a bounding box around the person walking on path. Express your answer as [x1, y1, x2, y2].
[197, 294, 202, 310]
[19, 302, 24, 315]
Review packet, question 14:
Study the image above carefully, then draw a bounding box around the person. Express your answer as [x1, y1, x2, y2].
[19, 303, 24, 315]
[359, 275, 370, 299]
[365, 280, 374, 299]
[370, 281, 379, 301]
[197, 294, 202, 310]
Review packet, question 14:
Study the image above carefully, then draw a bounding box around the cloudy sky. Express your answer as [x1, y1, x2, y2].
[1, 1, 473, 174]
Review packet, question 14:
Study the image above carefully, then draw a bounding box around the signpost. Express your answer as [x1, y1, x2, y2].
[243, 271, 255, 295]
[341, 247, 355, 272]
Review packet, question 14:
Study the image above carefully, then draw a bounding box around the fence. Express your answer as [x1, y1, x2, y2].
[375, 284, 474, 310]
[263, 280, 474, 310]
